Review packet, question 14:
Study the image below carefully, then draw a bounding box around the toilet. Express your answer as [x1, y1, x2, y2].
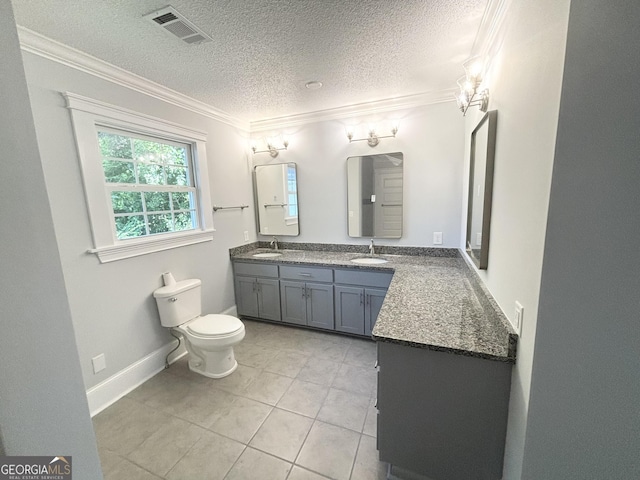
[153, 275, 245, 379]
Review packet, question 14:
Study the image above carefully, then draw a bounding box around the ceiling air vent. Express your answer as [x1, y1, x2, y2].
[143, 6, 212, 45]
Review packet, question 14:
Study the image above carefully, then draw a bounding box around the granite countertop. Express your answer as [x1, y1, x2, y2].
[231, 245, 517, 363]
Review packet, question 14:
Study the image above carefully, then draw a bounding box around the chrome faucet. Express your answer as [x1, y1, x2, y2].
[369, 239, 375, 255]
[270, 236, 279, 250]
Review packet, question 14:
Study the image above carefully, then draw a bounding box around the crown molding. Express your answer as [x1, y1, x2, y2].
[17, 26, 475, 133]
[471, 0, 513, 63]
[250, 89, 458, 132]
[17, 26, 249, 131]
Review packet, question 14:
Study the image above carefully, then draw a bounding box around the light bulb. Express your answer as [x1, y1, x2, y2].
[463, 56, 483, 77]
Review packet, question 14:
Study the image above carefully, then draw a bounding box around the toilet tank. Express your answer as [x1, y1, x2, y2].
[153, 279, 202, 328]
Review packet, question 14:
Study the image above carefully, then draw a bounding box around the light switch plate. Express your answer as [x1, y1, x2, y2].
[514, 301, 524, 335]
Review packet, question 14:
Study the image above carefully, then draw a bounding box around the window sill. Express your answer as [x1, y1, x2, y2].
[87, 229, 215, 263]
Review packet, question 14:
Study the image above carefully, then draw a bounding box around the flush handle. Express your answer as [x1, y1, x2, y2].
[169, 297, 178, 302]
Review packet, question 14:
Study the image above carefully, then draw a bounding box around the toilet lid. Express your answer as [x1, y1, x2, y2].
[185, 314, 243, 338]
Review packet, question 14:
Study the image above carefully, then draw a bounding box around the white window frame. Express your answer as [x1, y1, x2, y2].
[65, 92, 214, 263]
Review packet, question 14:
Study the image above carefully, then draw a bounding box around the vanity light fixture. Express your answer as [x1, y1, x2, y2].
[455, 56, 489, 116]
[251, 137, 289, 158]
[346, 123, 399, 147]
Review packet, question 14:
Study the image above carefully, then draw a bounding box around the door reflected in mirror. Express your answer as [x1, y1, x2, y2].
[347, 152, 403, 238]
[254, 163, 299, 236]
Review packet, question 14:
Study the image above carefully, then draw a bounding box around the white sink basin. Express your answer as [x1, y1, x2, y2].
[252, 252, 283, 258]
[350, 257, 388, 265]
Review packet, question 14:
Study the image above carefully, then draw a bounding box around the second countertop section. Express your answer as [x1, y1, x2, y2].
[231, 245, 517, 363]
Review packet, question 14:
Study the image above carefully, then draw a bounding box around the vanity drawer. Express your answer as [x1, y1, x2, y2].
[334, 269, 393, 288]
[280, 265, 333, 283]
[234, 261, 279, 278]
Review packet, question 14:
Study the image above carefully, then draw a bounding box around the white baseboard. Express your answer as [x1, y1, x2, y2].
[86, 307, 238, 417]
[86, 339, 187, 417]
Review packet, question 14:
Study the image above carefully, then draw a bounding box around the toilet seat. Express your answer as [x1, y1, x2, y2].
[183, 314, 243, 338]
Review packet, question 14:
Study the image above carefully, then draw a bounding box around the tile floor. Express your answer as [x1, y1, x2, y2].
[93, 320, 388, 480]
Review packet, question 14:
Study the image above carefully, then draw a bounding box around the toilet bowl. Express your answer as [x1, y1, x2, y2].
[175, 314, 245, 378]
[153, 275, 245, 379]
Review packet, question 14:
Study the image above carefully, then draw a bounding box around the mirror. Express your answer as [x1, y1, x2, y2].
[254, 163, 299, 236]
[347, 152, 403, 238]
[466, 110, 497, 269]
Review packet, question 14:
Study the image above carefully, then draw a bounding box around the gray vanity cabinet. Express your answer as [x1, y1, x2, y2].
[377, 341, 512, 480]
[234, 262, 281, 321]
[334, 269, 392, 336]
[232, 260, 392, 337]
[334, 286, 364, 335]
[364, 288, 386, 336]
[279, 281, 307, 325]
[279, 265, 334, 330]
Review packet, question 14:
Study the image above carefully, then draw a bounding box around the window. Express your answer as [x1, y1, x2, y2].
[286, 164, 298, 219]
[66, 93, 214, 263]
[98, 128, 198, 239]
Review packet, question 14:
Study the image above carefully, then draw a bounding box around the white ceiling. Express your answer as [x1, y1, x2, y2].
[12, 0, 487, 123]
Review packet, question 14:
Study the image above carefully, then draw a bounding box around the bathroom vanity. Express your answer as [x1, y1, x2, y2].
[230, 244, 516, 480]
[233, 256, 392, 337]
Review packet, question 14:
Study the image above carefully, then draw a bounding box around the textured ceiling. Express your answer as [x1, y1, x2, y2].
[12, 0, 487, 122]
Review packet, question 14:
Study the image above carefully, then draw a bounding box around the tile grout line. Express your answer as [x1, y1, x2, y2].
[348, 434, 365, 480]
[98, 322, 379, 480]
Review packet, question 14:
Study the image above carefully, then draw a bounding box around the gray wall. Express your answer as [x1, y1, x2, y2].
[22, 52, 254, 391]
[0, 2, 102, 477]
[522, 1, 640, 477]
[462, 1, 571, 476]
[254, 102, 465, 247]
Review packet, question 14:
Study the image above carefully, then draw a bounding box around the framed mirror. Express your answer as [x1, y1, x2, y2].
[347, 152, 403, 238]
[466, 110, 497, 269]
[254, 163, 299, 236]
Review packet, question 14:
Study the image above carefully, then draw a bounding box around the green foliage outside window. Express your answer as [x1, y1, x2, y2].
[98, 130, 197, 239]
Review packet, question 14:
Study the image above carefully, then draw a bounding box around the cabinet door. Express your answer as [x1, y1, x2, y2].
[257, 278, 282, 321]
[235, 276, 259, 317]
[365, 288, 387, 337]
[279, 280, 306, 325]
[306, 283, 334, 330]
[334, 285, 365, 335]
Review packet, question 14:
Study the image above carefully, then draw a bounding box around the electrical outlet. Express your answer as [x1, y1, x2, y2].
[92, 353, 106, 374]
[433, 232, 443, 245]
[514, 301, 524, 335]
[243, 231, 249, 242]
